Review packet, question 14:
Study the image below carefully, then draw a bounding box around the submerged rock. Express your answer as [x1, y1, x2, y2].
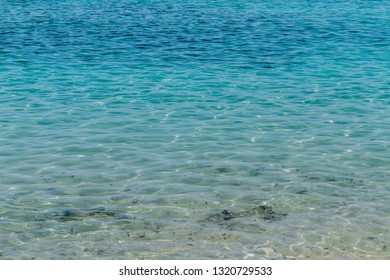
[201, 205, 286, 228]
[55, 207, 128, 221]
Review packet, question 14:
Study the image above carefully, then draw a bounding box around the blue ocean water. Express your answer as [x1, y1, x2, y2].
[0, 0, 389, 259]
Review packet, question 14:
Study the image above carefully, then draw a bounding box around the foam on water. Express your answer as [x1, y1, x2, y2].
[0, 0, 389, 259]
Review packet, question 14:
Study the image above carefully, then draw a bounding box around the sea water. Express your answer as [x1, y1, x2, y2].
[0, 0, 389, 259]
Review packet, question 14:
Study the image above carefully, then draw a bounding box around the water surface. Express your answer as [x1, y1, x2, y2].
[0, 0, 389, 259]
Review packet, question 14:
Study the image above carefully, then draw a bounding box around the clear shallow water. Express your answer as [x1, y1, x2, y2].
[0, 0, 389, 259]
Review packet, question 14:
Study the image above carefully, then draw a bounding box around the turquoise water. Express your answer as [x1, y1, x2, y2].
[1, 0, 389, 259]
